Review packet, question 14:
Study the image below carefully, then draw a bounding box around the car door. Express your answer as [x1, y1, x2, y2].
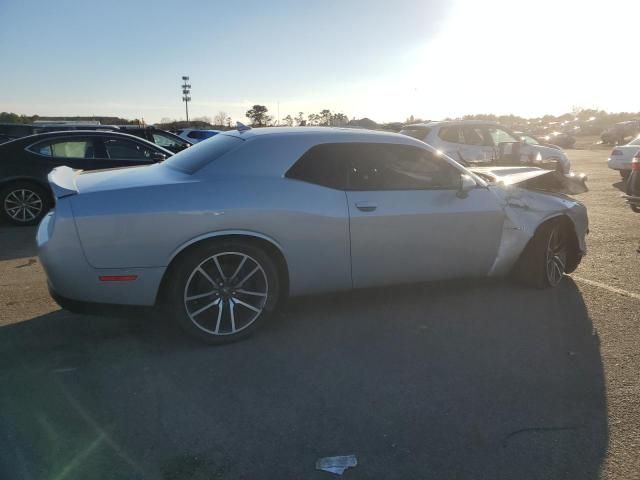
[97, 136, 166, 167]
[460, 125, 495, 164]
[345, 143, 505, 288]
[483, 126, 529, 163]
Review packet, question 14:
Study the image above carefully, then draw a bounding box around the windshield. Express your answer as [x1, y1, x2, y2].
[163, 133, 242, 173]
[629, 135, 640, 145]
[522, 135, 539, 144]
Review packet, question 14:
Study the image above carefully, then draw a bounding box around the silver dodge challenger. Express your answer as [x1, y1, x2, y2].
[37, 126, 588, 343]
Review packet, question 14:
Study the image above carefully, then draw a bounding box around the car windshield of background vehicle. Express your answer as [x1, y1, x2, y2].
[153, 132, 186, 148]
[163, 134, 243, 173]
[629, 136, 640, 145]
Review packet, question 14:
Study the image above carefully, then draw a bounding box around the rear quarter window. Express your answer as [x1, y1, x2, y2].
[400, 127, 430, 140]
[163, 134, 243, 173]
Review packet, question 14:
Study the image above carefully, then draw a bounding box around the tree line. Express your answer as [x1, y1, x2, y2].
[245, 105, 349, 127]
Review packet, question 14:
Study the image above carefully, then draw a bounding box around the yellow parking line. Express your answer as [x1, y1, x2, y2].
[572, 275, 640, 301]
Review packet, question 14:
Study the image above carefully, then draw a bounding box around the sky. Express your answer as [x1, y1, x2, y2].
[0, 0, 638, 124]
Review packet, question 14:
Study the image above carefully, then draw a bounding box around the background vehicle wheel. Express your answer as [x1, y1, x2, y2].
[166, 240, 281, 344]
[513, 219, 570, 289]
[0, 182, 50, 226]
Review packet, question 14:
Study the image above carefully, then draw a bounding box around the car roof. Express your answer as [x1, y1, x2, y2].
[222, 126, 413, 143]
[404, 120, 501, 128]
[5, 130, 173, 154]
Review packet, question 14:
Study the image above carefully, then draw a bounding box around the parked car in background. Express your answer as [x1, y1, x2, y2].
[0, 131, 172, 225]
[624, 153, 640, 213]
[400, 121, 571, 173]
[175, 128, 221, 143]
[607, 136, 640, 179]
[601, 121, 640, 145]
[38, 127, 588, 344]
[117, 126, 192, 153]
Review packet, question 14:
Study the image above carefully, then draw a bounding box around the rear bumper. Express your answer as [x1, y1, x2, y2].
[608, 158, 631, 170]
[37, 208, 166, 307]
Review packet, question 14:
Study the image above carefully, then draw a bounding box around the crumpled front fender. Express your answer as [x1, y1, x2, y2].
[487, 186, 588, 276]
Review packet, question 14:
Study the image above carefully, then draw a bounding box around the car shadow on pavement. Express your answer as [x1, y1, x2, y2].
[612, 179, 628, 193]
[0, 278, 607, 480]
[0, 224, 38, 261]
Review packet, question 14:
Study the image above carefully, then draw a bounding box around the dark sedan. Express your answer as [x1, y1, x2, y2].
[0, 130, 172, 225]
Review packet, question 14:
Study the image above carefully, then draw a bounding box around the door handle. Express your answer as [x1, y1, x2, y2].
[355, 201, 377, 212]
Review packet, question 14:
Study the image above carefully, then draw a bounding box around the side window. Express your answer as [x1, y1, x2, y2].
[486, 127, 518, 146]
[461, 127, 487, 146]
[438, 126, 463, 144]
[103, 138, 154, 160]
[31, 140, 95, 158]
[285, 144, 348, 189]
[348, 144, 460, 191]
[152, 132, 186, 148]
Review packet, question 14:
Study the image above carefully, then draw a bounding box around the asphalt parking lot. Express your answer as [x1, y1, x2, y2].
[1, 142, 639, 479]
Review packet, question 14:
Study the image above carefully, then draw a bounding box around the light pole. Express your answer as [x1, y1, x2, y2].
[181, 76, 191, 123]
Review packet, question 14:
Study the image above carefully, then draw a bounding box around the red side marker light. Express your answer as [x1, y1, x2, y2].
[99, 275, 138, 282]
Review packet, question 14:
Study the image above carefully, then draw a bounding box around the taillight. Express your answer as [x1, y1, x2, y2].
[632, 154, 640, 171]
[611, 149, 623, 156]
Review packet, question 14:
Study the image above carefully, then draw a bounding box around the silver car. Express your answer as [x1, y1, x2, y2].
[37, 127, 588, 344]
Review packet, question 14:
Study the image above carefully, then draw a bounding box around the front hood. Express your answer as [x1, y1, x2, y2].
[74, 163, 192, 194]
[469, 166, 588, 195]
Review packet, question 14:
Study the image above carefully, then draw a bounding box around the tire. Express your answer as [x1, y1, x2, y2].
[0, 181, 51, 226]
[513, 219, 570, 289]
[165, 240, 281, 344]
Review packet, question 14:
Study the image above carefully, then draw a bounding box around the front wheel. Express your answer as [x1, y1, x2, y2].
[513, 220, 570, 289]
[166, 241, 281, 344]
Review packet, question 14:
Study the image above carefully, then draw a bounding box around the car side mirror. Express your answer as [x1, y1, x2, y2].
[457, 174, 476, 199]
[151, 152, 167, 162]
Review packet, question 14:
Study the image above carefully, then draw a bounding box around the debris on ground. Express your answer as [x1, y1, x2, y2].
[315, 455, 357, 475]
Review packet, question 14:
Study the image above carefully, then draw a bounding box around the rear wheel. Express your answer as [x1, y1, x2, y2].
[0, 182, 50, 226]
[513, 219, 571, 288]
[166, 240, 281, 344]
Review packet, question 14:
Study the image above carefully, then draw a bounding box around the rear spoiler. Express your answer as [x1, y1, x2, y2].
[48, 166, 81, 199]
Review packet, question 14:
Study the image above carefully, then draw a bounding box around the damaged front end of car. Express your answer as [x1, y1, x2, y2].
[468, 166, 589, 277]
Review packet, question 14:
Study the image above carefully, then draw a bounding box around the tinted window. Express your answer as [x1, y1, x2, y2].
[187, 130, 217, 140]
[348, 144, 459, 191]
[399, 127, 430, 140]
[152, 132, 188, 148]
[438, 126, 463, 143]
[486, 127, 518, 146]
[285, 144, 348, 189]
[103, 138, 154, 160]
[31, 140, 95, 158]
[163, 134, 243, 173]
